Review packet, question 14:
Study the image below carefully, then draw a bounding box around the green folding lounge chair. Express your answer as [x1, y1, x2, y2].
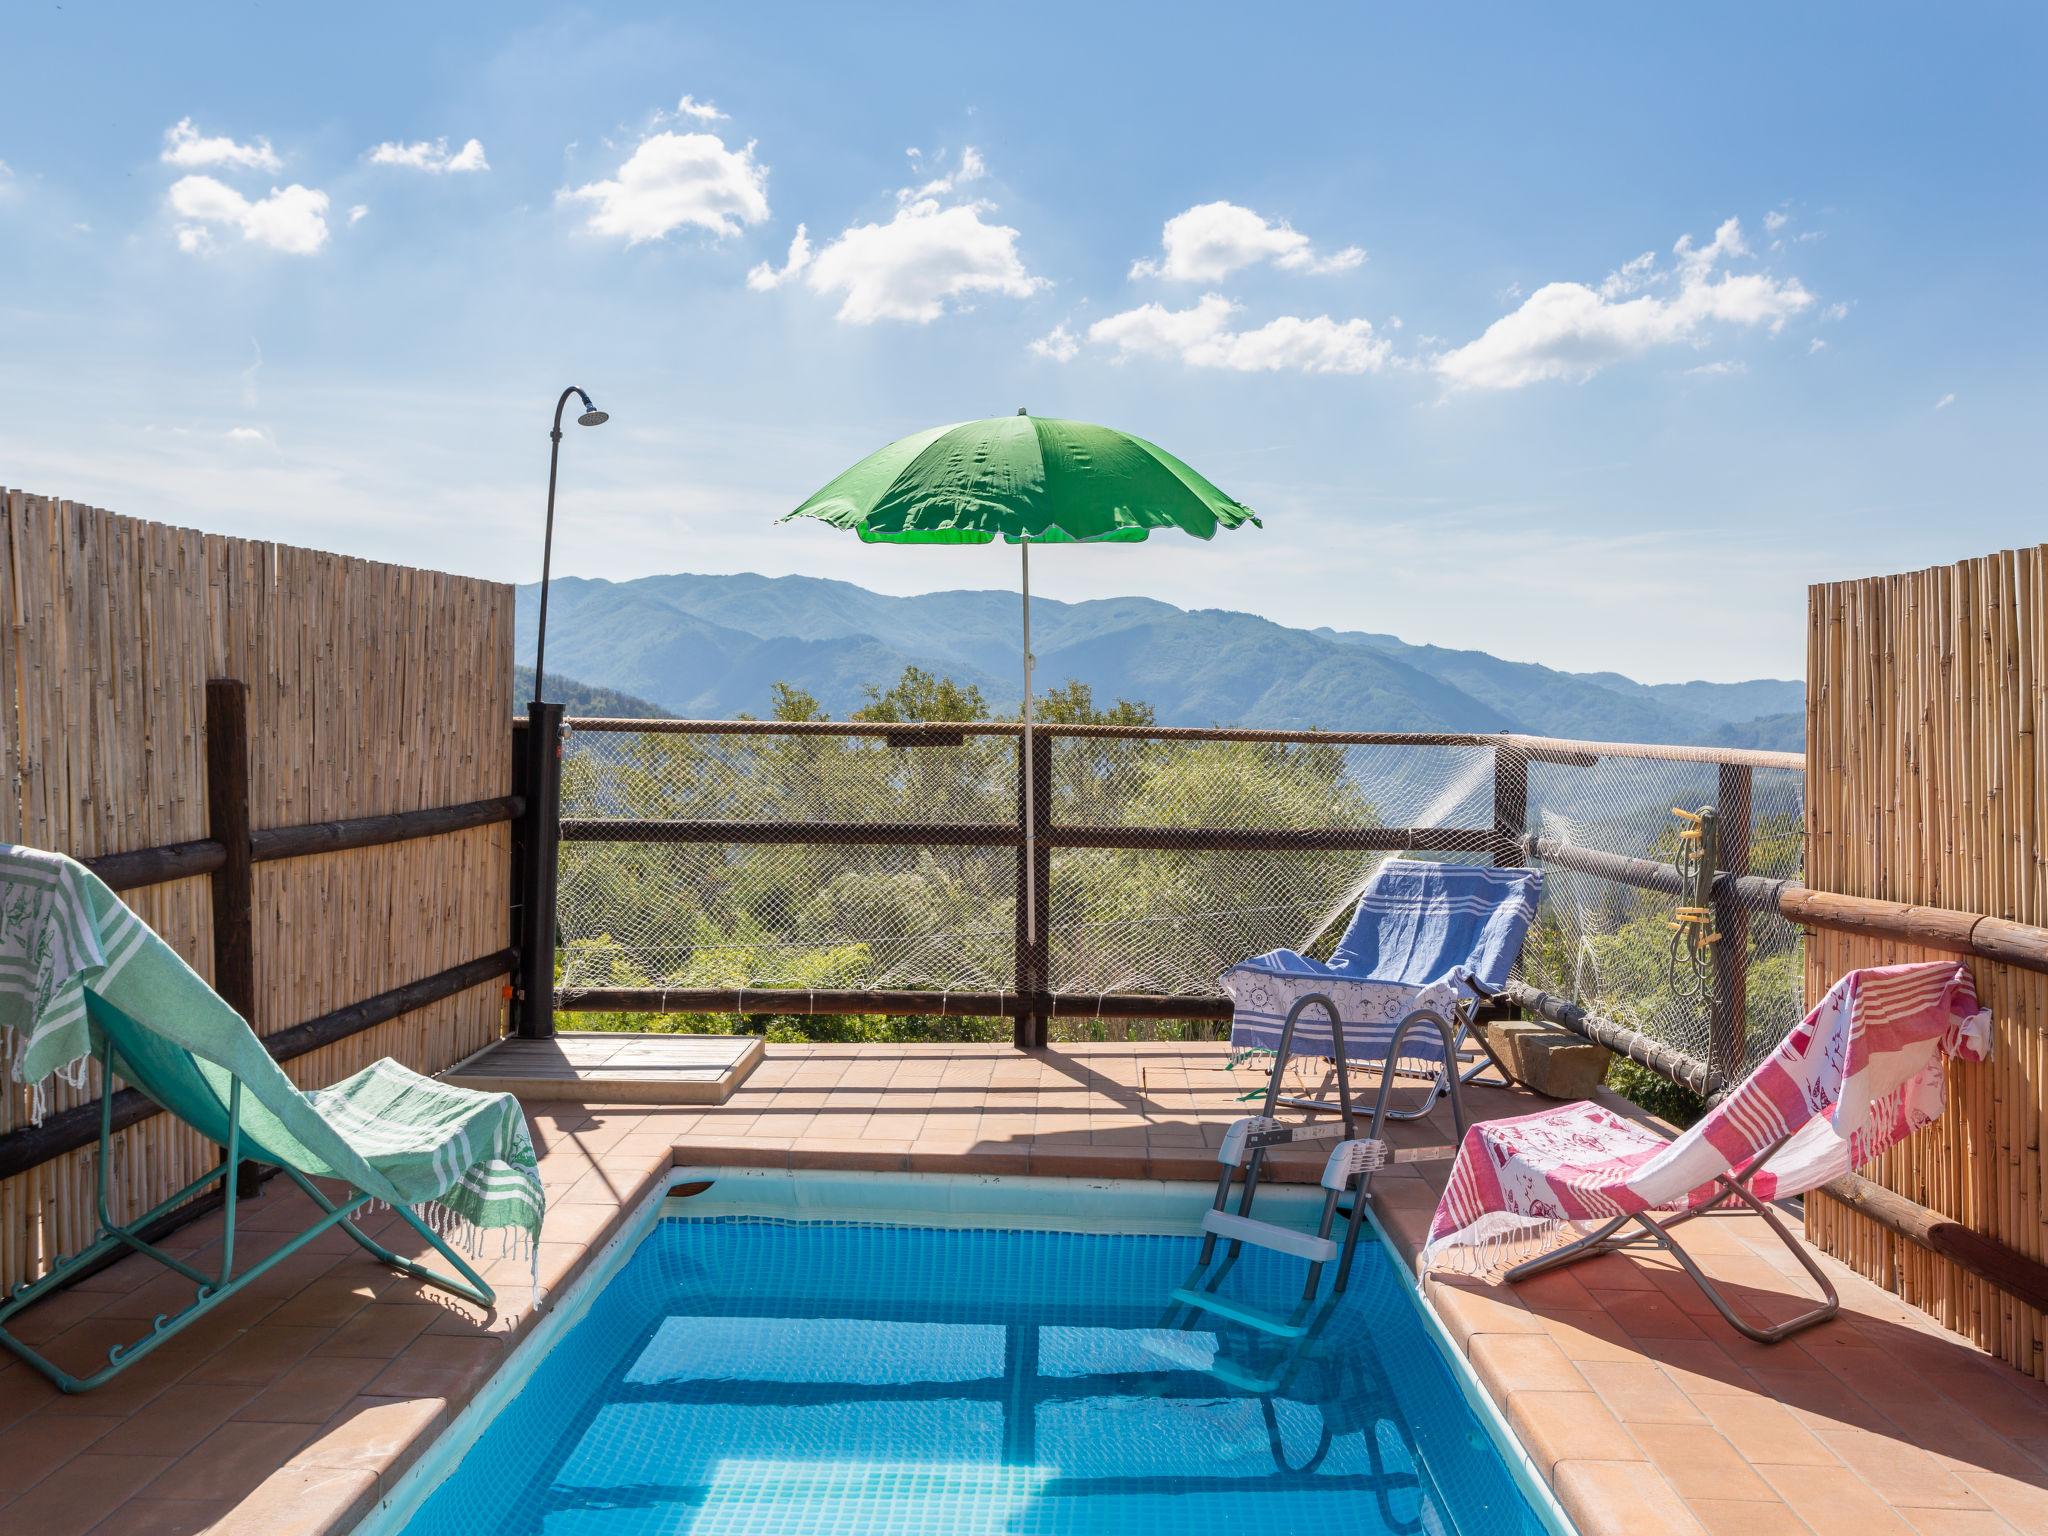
[0, 846, 545, 1393]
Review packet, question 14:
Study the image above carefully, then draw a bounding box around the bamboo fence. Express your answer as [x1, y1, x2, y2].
[0, 489, 513, 1293]
[1805, 543, 2048, 1378]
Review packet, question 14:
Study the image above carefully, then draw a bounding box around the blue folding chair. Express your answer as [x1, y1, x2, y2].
[1222, 859, 1542, 1122]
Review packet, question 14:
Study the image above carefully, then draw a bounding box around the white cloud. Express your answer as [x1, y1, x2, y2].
[1086, 293, 1389, 374]
[1935, 392, 1956, 410]
[348, 204, 369, 225]
[675, 95, 727, 122]
[1434, 216, 1813, 390]
[1808, 337, 1827, 354]
[1599, 251, 1657, 299]
[1029, 323, 1079, 362]
[563, 130, 769, 244]
[1685, 359, 1747, 377]
[1822, 301, 1849, 322]
[1130, 201, 1364, 283]
[368, 136, 489, 173]
[161, 118, 281, 173]
[1764, 210, 1789, 233]
[746, 224, 811, 290]
[168, 175, 330, 255]
[224, 426, 269, 444]
[758, 150, 1041, 324]
[900, 145, 988, 204]
[802, 198, 1041, 323]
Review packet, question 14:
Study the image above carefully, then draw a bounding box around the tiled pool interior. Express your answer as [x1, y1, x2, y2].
[394, 1179, 1558, 1535]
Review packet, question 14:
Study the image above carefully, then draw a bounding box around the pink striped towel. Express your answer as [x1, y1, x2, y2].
[1423, 961, 1991, 1273]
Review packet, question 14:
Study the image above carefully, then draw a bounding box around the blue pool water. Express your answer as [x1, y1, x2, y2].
[399, 1210, 1553, 1536]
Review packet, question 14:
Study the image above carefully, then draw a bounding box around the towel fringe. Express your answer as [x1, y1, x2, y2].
[1422, 1211, 1594, 1280]
[12, 1048, 93, 1127]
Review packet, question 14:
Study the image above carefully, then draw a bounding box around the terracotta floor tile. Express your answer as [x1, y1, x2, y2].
[139, 1418, 315, 1503]
[312, 1302, 440, 1360]
[1930, 1393, 2048, 1455]
[234, 1355, 389, 1423]
[1553, 1458, 1707, 1536]
[362, 1335, 505, 1400]
[1814, 1427, 1990, 1511]
[1538, 1307, 1645, 1364]
[1761, 1462, 1922, 1536]
[261, 1273, 379, 1331]
[204, 1463, 379, 1536]
[1690, 1313, 1825, 1370]
[0, 1453, 176, 1536]
[1505, 1389, 1644, 1479]
[1578, 1359, 1711, 1426]
[112, 1382, 264, 1459]
[1569, 1252, 1668, 1293]
[1631, 1422, 1779, 1502]
[1749, 1364, 1899, 1434]
[1502, 1264, 1601, 1313]
[1686, 1495, 1814, 1535]
[1588, 1286, 1709, 1341]
[84, 1496, 229, 1535]
[1877, 1394, 2048, 1481]
[1469, 1333, 1587, 1398]
[294, 1393, 447, 1480]
[1640, 1337, 1755, 1398]
[1426, 1277, 1545, 1349]
[1898, 1513, 2022, 1536]
[1937, 1465, 2048, 1530]
[0, 1411, 125, 1492]
[4, 1286, 114, 1346]
[1697, 1392, 1836, 1466]
[181, 1324, 326, 1388]
[1820, 1347, 1939, 1407]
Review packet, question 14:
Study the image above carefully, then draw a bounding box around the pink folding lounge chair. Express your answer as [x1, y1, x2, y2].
[1423, 960, 1990, 1343]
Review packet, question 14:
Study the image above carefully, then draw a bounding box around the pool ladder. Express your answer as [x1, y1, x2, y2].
[1171, 991, 1467, 1337]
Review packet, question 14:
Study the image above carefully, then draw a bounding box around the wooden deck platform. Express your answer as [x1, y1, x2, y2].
[444, 1030, 763, 1104]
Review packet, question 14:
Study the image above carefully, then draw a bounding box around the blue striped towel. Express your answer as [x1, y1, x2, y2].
[1221, 860, 1541, 1063]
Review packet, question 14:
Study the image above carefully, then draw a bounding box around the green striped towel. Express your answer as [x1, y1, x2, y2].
[0, 845, 544, 1271]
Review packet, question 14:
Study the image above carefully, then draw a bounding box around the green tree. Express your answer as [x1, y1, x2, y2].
[1034, 678, 1155, 728]
[851, 666, 989, 723]
[770, 682, 828, 722]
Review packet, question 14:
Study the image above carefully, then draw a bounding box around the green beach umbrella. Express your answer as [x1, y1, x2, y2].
[781, 410, 1261, 945]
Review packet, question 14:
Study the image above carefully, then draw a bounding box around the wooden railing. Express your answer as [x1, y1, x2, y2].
[544, 718, 1542, 1046]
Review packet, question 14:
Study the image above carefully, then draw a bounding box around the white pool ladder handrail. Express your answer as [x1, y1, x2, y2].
[1175, 992, 1468, 1329]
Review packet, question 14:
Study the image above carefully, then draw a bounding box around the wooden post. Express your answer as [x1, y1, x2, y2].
[205, 680, 255, 1019]
[204, 679, 258, 1195]
[513, 702, 565, 1039]
[1014, 732, 1053, 1049]
[507, 713, 530, 1035]
[1711, 764, 1752, 1082]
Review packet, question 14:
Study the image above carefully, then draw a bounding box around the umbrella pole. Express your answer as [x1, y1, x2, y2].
[1021, 539, 1036, 946]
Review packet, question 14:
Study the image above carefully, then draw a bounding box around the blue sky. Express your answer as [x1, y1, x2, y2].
[2, 4, 2040, 682]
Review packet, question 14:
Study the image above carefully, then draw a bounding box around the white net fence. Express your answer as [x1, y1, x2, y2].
[554, 722, 1804, 1068]
[1519, 753, 1806, 1080]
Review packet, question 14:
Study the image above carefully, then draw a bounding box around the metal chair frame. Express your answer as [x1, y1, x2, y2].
[1503, 1129, 1840, 1344]
[0, 1035, 495, 1393]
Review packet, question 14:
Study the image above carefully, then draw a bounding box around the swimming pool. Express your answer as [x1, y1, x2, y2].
[374, 1171, 1569, 1536]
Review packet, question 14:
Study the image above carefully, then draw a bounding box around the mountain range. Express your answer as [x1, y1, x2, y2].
[513, 573, 1805, 748]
